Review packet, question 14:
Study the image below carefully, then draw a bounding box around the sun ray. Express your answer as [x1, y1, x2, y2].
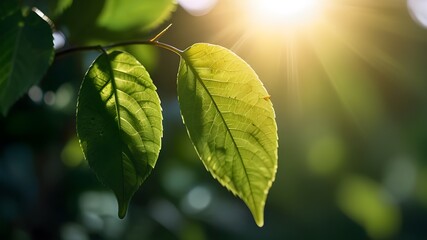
[327, 20, 407, 82]
[307, 19, 387, 133]
[200, 0, 427, 132]
[285, 34, 302, 109]
[230, 30, 255, 53]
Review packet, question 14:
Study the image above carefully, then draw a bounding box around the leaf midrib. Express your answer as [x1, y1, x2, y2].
[104, 53, 126, 205]
[182, 54, 258, 214]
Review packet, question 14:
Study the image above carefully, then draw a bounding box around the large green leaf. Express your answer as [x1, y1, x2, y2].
[177, 43, 278, 227]
[97, 0, 176, 32]
[77, 51, 162, 218]
[0, 7, 54, 116]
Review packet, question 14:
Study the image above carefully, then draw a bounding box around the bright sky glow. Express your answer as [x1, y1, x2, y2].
[248, 0, 321, 26]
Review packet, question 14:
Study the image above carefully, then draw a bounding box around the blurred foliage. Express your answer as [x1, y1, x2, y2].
[2, 0, 427, 239]
[97, 0, 176, 32]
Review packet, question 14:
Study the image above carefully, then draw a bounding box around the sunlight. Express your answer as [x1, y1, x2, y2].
[248, 0, 321, 26]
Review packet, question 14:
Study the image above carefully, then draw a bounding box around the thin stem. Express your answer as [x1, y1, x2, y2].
[55, 24, 183, 58]
[152, 41, 183, 56]
[150, 24, 173, 42]
[55, 40, 183, 58]
[103, 40, 152, 49]
[55, 45, 103, 57]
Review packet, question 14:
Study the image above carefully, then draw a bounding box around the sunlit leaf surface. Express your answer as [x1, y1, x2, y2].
[0, 7, 54, 116]
[177, 43, 278, 227]
[97, 0, 176, 31]
[77, 51, 162, 218]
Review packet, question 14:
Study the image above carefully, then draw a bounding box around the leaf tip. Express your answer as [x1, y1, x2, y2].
[118, 199, 130, 219]
[251, 206, 265, 227]
[0, 105, 9, 117]
[256, 218, 264, 228]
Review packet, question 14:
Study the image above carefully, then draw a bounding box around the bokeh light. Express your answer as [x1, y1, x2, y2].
[28, 85, 43, 103]
[337, 176, 401, 239]
[178, 0, 218, 16]
[53, 31, 66, 50]
[61, 137, 84, 168]
[182, 185, 212, 213]
[407, 0, 427, 28]
[43, 91, 56, 106]
[307, 133, 346, 176]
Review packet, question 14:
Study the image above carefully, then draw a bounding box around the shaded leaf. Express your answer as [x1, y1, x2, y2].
[177, 43, 278, 227]
[77, 51, 162, 218]
[97, 0, 176, 32]
[47, 0, 73, 16]
[0, 0, 20, 20]
[0, 7, 54, 116]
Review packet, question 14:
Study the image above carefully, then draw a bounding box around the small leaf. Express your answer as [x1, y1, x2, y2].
[177, 43, 278, 227]
[0, 7, 54, 116]
[77, 51, 162, 218]
[97, 0, 176, 32]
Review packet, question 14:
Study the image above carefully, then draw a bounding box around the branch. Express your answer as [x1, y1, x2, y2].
[55, 24, 183, 58]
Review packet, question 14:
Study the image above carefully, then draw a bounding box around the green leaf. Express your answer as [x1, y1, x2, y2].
[47, 0, 73, 16]
[77, 51, 163, 218]
[97, 0, 176, 32]
[0, 8, 54, 116]
[177, 43, 278, 227]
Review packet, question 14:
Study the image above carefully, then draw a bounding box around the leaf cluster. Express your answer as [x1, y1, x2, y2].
[0, 0, 278, 227]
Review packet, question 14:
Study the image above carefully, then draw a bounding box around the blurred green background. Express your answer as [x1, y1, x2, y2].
[2, 0, 427, 239]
